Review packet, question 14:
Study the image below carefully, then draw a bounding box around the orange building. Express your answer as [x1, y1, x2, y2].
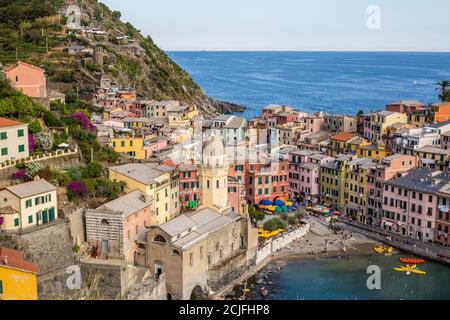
[0, 247, 39, 300]
[431, 102, 450, 123]
[4, 61, 47, 98]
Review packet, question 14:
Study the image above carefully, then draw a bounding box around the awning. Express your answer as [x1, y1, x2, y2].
[384, 221, 394, 227]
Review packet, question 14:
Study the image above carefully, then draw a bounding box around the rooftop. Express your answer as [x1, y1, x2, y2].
[0, 117, 25, 128]
[416, 146, 450, 155]
[95, 190, 152, 218]
[109, 163, 167, 185]
[158, 208, 240, 250]
[0, 247, 39, 274]
[5, 179, 57, 199]
[330, 132, 357, 142]
[385, 167, 450, 194]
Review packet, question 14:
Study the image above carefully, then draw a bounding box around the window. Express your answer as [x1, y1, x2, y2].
[154, 235, 166, 243]
[28, 215, 33, 224]
[1, 148, 7, 156]
[14, 218, 19, 227]
[121, 141, 125, 147]
[130, 140, 133, 147]
[0, 132, 7, 140]
[18, 129, 24, 137]
[18, 144, 25, 153]
[200, 246, 204, 260]
[25, 199, 32, 208]
[0, 280, 3, 294]
[190, 253, 194, 267]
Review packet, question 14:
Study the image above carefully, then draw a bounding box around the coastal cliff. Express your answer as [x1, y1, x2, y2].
[0, 0, 245, 116]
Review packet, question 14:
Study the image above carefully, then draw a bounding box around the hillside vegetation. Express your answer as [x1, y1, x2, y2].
[0, 0, 244, 115]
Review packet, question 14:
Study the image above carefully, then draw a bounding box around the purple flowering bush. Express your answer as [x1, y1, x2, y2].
[64, 113, 96, 131]
[67, 181, 88, 200]
[28, 134, 35, 154]
[12, 170, 26, 180]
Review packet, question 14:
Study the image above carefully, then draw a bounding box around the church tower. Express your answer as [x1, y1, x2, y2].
[200, 135, 230, 212]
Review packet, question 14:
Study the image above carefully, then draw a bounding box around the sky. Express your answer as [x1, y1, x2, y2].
[101, 0, 450, 52]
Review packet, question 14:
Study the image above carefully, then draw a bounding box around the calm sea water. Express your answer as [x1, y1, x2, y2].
[248, 254, 450, 300]
[168, 51, 450, 119]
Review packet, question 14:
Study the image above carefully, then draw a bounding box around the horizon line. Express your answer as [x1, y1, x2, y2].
[165, 49, 450, 53]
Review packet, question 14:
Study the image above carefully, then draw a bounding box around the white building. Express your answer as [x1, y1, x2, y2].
[0, 118, 29, 164]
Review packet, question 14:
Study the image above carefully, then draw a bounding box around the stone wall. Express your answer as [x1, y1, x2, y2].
[256, 224, 310, 265]
[207, 250, 249, 292]
[19, 220, 76, 275]
[68, 208, 86, 245]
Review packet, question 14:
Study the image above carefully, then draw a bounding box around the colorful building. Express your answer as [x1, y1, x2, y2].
[386, 100, 424, 114]
[320, 154, 354, 210]
[328, 132, 357, 156]
[109, 163, 172, 225]
[0, 179, 58, 232]
[430, 102, 450, 123]
[4, 61, 47, 98]
[111, 136, 147, 159]
[435, 184, 450, 246]
[85, 190, 153, 262]
[178, 164, 201, 210]
[0, 118, 29, 164]
[382, 167, 450, 241]
[369, 111, 407, 146]
[0, 247, 38, 300]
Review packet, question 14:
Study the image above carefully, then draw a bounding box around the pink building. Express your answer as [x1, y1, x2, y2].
[386, 100, 424, 114]
[228, 176, 244, 214]
[276, 112, 299, 125]
[85, 190, 154, 262]
[4, 61, 47, 98]
[382, 167, 450, 241]
[441, 131, 450, 150]
[367, 154, 418, 226]
[143, 136, 168, 158]
[304, 113, 326, 134]
[289, 150, 333, 204]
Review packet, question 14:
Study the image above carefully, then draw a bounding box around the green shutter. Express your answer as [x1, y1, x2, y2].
[14, 218, 19, 227]
[28, 215, 33, 224]
[49, 208, 55, 222]
[0, 280, 3, 294]
[42, 210, 48, 224]
[0, 132, 7, 140]
[18, 144, 25, 153]
[18, 129, 24, 137]
[1, 148, 7, 156]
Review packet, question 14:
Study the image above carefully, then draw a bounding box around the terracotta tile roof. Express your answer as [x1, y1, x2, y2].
[330, 132, 357, 142]
[0, 247, 39, 274]
[0, 117, 24, 128]
[4, 60, 45, 73]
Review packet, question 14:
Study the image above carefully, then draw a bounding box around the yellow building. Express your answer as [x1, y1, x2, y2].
[0, 247, 38, 300]
[109, 163, 172, 224]
[344, 158, 375, 222]
[276, 123, 308, 146]
[320, 154, 354, 210]
[356, 144, 391, 160]
[167, 105, 199, 128]
[369, 111, 407, 146]
[111, 136, 147, 159]
[102, 107, 123, 120]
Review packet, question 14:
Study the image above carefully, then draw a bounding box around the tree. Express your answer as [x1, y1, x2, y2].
[437, 80, 450, 102]
[249, 205, 265, 221]
[264, 218, 287, 232]
[82, 162, 103, 179]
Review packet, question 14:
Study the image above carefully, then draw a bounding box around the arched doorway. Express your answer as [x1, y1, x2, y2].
[190, 285, 206, 300]
[154, 260, 164, 279]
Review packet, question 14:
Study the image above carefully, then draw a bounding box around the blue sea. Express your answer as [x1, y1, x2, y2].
[168, 51, 450, 119]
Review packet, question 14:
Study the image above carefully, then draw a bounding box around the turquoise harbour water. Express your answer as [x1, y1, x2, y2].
[169, 51, 450, 119]
[248, 254, 450, 300]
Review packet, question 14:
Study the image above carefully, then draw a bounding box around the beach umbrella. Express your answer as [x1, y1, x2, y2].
[275, 207, 283, 213]
[273, 200, 285, 207]
[260, 200, 272, 206]
[274, 196, 288, 203]
[282, 206, 288, 212]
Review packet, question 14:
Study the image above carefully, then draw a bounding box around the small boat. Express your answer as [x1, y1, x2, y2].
[394, 264, 427, 276]
[400, 257, 425, 264]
